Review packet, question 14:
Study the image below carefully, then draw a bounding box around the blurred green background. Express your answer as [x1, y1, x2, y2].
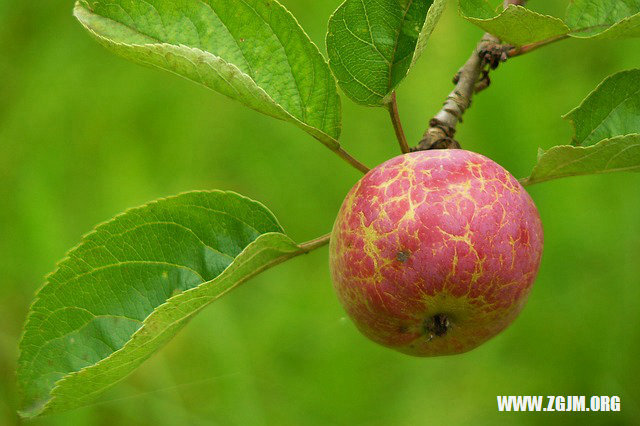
[1, 0, 639, 424]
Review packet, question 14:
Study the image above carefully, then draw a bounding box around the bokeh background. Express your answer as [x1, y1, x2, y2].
[1, 0, 639, 424]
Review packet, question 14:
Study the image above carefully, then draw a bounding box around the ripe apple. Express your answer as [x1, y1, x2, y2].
[329, 150, 543, 356]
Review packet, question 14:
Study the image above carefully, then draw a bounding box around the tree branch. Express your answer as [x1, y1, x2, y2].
[414, 0, 527, 151]
[388, 92, 410, 154]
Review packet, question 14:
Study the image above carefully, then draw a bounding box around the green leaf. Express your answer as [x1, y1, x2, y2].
[523, 135, 640, 185]
[73, 0, 342, 149]
[566, 0, 640, 39]
[458, 0, 640, 46]
[17, 191, 316, 418]
[326, 0, 447, 106]
[564, 69, 640, 146]
[523, 70, 640, 185]
[458, 0, 569, 46]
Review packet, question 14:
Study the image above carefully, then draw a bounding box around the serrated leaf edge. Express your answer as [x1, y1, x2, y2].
[562, 69, 640, 146]
[460, 1, 640, 46]
[17, 190, 296, 418]
[524, 134, 640, 185]
[326, 0, 447, 107]
[568, 12, 640, 39]
[459, 3, 570, 46]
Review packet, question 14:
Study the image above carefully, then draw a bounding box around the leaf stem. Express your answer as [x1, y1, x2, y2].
[508, 34, 570, 57]
[388, 92, 410, 154]
[299, 233, 331, 252]
[519, 176, 532, 186]
[328, 143, 370, 174]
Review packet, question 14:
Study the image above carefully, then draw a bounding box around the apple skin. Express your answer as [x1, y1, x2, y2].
[329, 150, 543, 356]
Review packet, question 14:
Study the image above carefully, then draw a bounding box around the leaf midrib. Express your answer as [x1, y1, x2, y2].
[234, 0, 308, 120]
[580, 85, 640, 146]
[37, 234, 301, 416]
[25, 259, 211, 382]
[25, 309, 144, 384]
[536, 136, 640, 177]
[387, 0, 415, 93]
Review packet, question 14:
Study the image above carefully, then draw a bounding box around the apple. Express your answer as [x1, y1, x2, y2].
[329, 150, 543, 356]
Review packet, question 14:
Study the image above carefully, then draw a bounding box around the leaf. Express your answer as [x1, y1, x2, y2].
[73, 0, 342, 149]
[523, 135, 640, 185]
[565, 0, 640, 39]
[564, 69, 640, 146]
[459, 1, 568, 46]
[458, 0, 569, 46]
[326, 0, 447, 106]
[17, 191, 314, 418]
[523, 70, 640, 185]
[458, 0, 640, 46]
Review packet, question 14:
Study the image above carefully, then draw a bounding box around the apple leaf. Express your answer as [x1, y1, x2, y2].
[523, 70, 640, 185]
[458, 1, 569, 46]
[73, 0, 342, 149]
[523, 135, 640, 185]
[17, 191, 313, 418]
[564, 69, 640, 146]
[565, 0, 640, 39]
[458, 0, 640, 46]
[326, 0, 447, 106]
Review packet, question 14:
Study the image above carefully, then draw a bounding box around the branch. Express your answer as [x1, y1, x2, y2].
[414, 35, 502, 151]
[388, 92, 410, 154]
[414, 0, 527, 151]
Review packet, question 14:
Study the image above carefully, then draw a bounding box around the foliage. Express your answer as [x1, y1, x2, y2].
[326, 0, 446, 105]
[524, 70, 640, 185]
[18, 191, 307, 417]
[459, 0, 640, 45]
[74, 0, 342, 149]
[10, 0, 640, 419]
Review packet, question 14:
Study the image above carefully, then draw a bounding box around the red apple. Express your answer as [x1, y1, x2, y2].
[330, 150, 543, 356]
